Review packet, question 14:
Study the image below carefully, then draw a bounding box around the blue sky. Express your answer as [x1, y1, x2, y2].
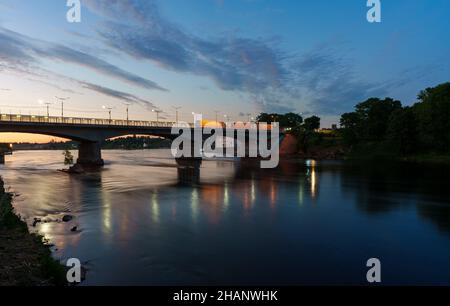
[0, 0, 449, 133]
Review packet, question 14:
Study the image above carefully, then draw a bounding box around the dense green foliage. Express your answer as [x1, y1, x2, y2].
[256, 112, 322, 152]
[340, 82, 450, 155]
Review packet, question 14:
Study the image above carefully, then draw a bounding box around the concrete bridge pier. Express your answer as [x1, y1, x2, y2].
[176, 157, 202, 185]
[76, 141, 104, 167]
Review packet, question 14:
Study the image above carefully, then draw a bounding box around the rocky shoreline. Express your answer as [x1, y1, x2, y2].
[0, 178, 66, 286]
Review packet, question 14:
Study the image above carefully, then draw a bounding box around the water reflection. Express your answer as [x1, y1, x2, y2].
[1, 150, 449, 285]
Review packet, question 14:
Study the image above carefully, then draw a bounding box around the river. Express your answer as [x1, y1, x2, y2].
[1, 150, 449, 285]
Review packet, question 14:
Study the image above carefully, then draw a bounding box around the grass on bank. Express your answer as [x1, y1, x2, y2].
[0, 182, 67, 286]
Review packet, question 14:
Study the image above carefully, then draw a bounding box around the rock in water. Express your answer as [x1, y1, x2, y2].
[62, 215, 73, 222]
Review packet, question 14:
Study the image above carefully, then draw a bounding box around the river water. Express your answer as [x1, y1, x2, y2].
[1, 150, 449, 285]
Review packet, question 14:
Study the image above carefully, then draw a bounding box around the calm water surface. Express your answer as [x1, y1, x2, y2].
[1, 150, 450, 285]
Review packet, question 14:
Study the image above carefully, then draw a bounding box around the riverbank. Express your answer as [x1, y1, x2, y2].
[0, 178, 66, 286]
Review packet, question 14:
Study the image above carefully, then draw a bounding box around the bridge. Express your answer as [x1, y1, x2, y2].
[0, 113, 278, 170]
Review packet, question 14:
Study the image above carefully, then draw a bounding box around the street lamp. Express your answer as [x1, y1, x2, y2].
[38, 100, 52, 117]
[123, 102, 131, 125]
[55, 96, 70, 121]
[152, 109, 162, 123]
[172, 106, 181, 124]
[102, 105, 114, 124]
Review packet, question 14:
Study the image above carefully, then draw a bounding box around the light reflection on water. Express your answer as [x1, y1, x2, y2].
[1, 149, 450, 285]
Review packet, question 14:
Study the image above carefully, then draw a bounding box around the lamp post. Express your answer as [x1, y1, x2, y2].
[103, 105, 114, 124]
[152, 109, 162, 123]
[55, 96, 70, 122]
[38, 100, 52, 117]
[124, 103, 131, 125]
[172, 106, 181, 124]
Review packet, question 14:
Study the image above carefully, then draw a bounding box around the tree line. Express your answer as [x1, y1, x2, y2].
[255, 82, 449, 158]
[340, 82, 450, 155]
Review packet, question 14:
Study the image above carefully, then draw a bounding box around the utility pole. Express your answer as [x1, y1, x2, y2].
[172, 106, 181, 124]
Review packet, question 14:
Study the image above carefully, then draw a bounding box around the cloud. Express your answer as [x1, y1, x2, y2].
[79, 81, 155, 110]
[83, 0, 287, 100]
[0, 26, 166, 91]
[289, 45, 392, 114]
[83, 0, 397, 115]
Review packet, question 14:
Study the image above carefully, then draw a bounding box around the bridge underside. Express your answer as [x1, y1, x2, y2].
[0, 121, 179, 167]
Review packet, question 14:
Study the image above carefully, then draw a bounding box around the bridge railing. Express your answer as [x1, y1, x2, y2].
[0, 113, 176, 128]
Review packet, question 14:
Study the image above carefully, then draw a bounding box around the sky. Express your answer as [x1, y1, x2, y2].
[0, 0, 449, 142]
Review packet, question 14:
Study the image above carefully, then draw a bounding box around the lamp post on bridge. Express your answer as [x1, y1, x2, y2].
[152, 109, 162, 123]
[102, 105, 114, 125]
[55, 96, 70, 123]
[172, 106, 181, 125]
[124, 103, 131, 126]
[38, 100, 52, 118]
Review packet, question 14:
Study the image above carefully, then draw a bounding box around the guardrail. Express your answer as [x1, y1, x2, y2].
[0, 113, 176, 127]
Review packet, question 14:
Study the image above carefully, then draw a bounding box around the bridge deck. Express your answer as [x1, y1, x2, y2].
[0, 113, 176, 128]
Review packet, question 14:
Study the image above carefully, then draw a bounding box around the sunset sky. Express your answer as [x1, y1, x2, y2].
[0, 0, 449, 142]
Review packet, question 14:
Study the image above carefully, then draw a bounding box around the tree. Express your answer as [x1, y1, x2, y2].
[354, 97, 402, 141]
[63, 150, 74, 165]
[256, 112, 303, 128]
[340, 112, 361, 145]
[282, 112, 303, 128]
[386, 107, 417, 154]
[413, 82, 450, 151]
[303, 116, 320, 131]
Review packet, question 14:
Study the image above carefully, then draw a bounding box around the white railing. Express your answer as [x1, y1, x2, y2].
[0, 113, 176, 127]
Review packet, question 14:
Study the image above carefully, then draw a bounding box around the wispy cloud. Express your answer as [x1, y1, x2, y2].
[0, 26, 167, 91]
[79, 81, 155, 110]
[83, 0, 398, 115]
[83, 0, 287, 100]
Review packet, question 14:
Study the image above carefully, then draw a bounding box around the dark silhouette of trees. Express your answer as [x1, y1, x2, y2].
[386, 107, 417, 154]
[414, 83, 450, 151]
[303, 116, 321, 131]
[256, 112, 303, 128]
[340, 82, 450, 156]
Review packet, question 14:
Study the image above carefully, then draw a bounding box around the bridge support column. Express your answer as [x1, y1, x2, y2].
[176, 157, 202, 185]
[77, 141, 104, 167]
